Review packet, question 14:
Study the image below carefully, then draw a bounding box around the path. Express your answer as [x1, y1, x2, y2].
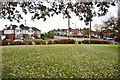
[81, 44, 118, 54]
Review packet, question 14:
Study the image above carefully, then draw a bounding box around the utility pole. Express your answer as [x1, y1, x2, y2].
[68, 17, 70, 39]
[25, 19, 26, 25]
[89, 20, 92, 43]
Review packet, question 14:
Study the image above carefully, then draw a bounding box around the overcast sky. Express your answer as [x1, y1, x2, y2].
[0, 2, 118, 33]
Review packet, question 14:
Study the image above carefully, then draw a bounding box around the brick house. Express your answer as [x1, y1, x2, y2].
[2, 24, 41, 39]
[49, 28, 82, 37]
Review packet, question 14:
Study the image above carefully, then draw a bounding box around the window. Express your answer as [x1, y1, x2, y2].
[17, 35, 19, 37]
[20, 34, 22, 37]
[16, 30, 19, 32]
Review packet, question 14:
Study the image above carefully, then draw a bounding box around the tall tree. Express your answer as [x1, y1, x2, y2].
[0, 0, 117, 25]
[102, 17, 119, 32]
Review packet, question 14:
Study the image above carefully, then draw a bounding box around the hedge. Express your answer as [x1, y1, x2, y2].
[81, 40, 111, 44]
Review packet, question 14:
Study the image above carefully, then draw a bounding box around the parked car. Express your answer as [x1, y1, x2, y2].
[105, 38, 118, 44]
[13, 39, 26, 45]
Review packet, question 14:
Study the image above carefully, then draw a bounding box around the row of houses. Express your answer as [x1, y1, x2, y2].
[0, 24, 118, 40]
[48, 28, 95, 37]
[48, 28, 119, 39]
[0, 24, 41, 40]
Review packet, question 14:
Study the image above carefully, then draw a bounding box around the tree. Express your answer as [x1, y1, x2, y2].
[82, 28, 89, 38]
[41, 32, 54, 40]
[0, 1, 117, 25]
[102, 17, 119, 32]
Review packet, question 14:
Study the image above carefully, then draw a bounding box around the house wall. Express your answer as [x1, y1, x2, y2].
[33, 30, 41, 38]
[4, 30, 14, 34]
[28, 28, 33, 36]
[15, 27, 22, 38]
[6, 34, 15, 39]
[22, 30, 28, 34]
[23, 34, 29, 38]
[3, 25, 41, 39]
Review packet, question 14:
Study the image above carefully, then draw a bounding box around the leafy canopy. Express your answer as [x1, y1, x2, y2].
[102, 17, 119, 31]
[0, 0, 117, 25]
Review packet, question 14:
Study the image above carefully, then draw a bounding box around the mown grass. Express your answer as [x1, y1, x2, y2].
[2, 44, 119, 78]
[90, 44, 118, 52]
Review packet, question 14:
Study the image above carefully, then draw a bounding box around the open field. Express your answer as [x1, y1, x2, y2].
[2, 44, 119, 78]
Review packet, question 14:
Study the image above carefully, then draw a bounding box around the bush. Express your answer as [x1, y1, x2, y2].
[61, 39, 68, 44]
[81, 40, 111, 44]
[0, 41, 2, 46]
[78, 41, 81, 44]
[42, 40, 47, 44]
[34, 40, 43, 45]
[47, 40, 53, 44]
[53, 40, 60, 44]
[68, 39, 75, 44]
[13, 41, 26, 45]
[27, 41, 33, 45]
[2, 40, 10, 46]
[82, 40, 89, 44]
[53, 39, 75, 44]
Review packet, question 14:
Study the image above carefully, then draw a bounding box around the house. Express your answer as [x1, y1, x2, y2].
[49, 28, 97, 38]
[2, 24, 41, 39]
[48, 28, 82, 37]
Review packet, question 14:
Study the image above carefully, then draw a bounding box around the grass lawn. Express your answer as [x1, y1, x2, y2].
[2, 44, 119, 78]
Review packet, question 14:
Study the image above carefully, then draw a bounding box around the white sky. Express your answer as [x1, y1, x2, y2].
[0, 2, 118, 33]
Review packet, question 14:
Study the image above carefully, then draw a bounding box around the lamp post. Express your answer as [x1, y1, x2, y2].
[72, 23, 76, 37]
[89, 20, 92, 43]
[72, 23, 77, 44]
[68, 17, 70, 39]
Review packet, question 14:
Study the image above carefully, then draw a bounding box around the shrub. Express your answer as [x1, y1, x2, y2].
[0, 41, 2, 46]
[27, 41, 33, 45]
[68, 39, 75, 44]
[53, 39, 75, 44]
[2, 40, 10, 46]
[61, 39, 68, 44]
[42, 40, 47, 44]
[81, 40, 111, 44]
[34, 40, 43, 45]
[53, 40, 60, 44]
[47, 40, 53, 44]
[13, 41, 26, 45]
[78, 41, 81, 44]
[82, 40, 89, 44]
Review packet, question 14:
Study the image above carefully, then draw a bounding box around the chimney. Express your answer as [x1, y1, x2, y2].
[5, 25, 7, 29]
[10, 24, 12, 29]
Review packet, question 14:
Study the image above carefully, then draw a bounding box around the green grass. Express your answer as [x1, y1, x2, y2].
[2, 44, 119, 78]
[91, 44, 118, 52]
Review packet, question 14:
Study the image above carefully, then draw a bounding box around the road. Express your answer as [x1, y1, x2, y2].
[54, 36, 90, 41]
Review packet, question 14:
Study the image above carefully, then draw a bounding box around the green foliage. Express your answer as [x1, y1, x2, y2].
[0, 36, 2, 41]
[103, 17, 119, 31]
[109, 32, 117, 38]
[0, 1, 117, 25]
[41, 33, 54, 40]
[53, 39, 75, 44]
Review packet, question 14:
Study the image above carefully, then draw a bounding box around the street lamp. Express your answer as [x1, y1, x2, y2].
[72, 23, 76, 37]
[68, 17, 70, 39]
[72, 23, 77, 43]
[89, 20, 92, 43]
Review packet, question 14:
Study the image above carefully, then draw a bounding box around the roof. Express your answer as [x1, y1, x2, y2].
[50, 28, 81, 32]
[3, 24, 41, 31]
[20, 26, 29, 30]
[5, 25, 18, 30]
[32, 27, 41, 31]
